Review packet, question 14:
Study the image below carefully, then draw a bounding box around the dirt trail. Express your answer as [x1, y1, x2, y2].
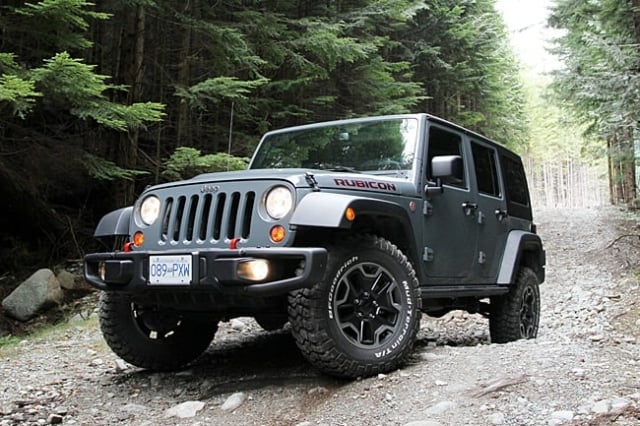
[1, 207, 639, 425]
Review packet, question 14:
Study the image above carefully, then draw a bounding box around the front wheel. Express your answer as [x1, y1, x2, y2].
[489, 267, 541, 343]
[99, 292, 218, 370]
[288, 235, 421, 378]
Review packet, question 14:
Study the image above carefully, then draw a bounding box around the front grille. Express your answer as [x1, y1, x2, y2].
[160, 191, 256, 244]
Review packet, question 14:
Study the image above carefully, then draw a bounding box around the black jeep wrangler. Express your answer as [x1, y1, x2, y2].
[84, 114, 545, 378]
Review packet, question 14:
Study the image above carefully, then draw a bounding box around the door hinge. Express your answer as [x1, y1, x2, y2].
[423, 201, 433, 216]
[477, 211, 484, 225]
[423, 247, 434, 262]
[478, 250, 486, 265]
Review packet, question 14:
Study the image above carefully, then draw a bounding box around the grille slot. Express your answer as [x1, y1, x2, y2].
[159, 191, 256, 244]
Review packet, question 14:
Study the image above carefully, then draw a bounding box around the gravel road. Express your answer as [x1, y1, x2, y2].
[1, 207, 639, 426]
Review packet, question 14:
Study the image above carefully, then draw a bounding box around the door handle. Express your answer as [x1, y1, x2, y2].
[461, 202, 478, 216]
[495, 209, 507, 222]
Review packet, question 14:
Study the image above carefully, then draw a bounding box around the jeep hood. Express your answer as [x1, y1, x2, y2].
[146, 168, 418, 196]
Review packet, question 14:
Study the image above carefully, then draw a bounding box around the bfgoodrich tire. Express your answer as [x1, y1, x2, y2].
[99, 292, 217, 370]
[490, 267, 541, 343]
[288, 235, 421, 378]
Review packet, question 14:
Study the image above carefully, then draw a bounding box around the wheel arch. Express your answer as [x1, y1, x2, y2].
[290, 192, 420, 269]
[496, 230, 545, 285]
[94, 206, 133, 237]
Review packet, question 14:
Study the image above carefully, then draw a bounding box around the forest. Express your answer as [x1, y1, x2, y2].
[0, 0, 638, 274]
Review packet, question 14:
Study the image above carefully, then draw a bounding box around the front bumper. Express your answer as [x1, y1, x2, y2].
[84, 247, 327, 297]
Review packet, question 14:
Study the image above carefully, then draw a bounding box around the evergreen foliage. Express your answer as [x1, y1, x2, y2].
[163, 147, 249, 181]
[549, 0, 640, 206]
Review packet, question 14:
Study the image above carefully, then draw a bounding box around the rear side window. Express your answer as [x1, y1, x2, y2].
[500, 154, 532, 220]
[471, 142, 500, 197]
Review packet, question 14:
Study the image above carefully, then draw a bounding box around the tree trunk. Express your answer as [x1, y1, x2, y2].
[176, 0, 194, 147]
[117, 5, 146, 205]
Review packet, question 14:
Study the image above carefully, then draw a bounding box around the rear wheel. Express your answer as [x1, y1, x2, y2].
[288, 235, 421, 378]
[490, 267, 540, 343]
[99, 292, 217, 370]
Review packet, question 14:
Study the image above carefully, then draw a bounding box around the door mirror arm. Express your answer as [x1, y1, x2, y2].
[425, 178, 444, 198]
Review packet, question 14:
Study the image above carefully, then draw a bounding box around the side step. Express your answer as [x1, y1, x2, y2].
[421, 285, 510, 299]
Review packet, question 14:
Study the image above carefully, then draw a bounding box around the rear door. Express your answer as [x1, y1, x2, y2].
[470, 140, 509, 282]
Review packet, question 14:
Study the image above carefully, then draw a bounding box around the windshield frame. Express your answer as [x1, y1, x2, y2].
[249, 115, 422, 181]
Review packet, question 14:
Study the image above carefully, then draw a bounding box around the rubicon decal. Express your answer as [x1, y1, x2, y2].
[334, 178, 397, 192]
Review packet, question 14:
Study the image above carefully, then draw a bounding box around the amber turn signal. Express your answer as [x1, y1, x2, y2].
[133, 231, 145, 247]
[270, 225, 286, 243]
[345, 207, 356, 221]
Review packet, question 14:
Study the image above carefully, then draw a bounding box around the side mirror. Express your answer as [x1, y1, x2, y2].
[432, 155, 463, 180]
[424, 155, 463, 197]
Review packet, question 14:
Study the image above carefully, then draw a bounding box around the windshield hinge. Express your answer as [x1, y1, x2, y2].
[305, 172, 321, 192]
[423, 247, 434, 262]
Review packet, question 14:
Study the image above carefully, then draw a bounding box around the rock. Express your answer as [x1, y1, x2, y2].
[591, 400, 611, 414]
[56, 270, 77, 290]
[164, 401, 205, 419]
[47, 414, 63, 424]
[90, 358, 104, 366]
[221, 392, 247, 412]
[549, 410, 573, 425]
[58, 270, 93, 292]
[610, 397, 630, 410]
[230, 318, 246, 331]
[425, 401, 455, 416]
[114, 359, 129, 372]
[488, 412, 505, 425]
[419, 352, 445, 361]
[119, 404, 148, 414]
[307, 386, 328, 395]
[2, 269, 64, 321]
[403, 421, 443, 426]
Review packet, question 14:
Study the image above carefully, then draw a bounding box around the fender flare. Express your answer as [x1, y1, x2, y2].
[497, 230, 546, 285]
[94, 206, 133, 237]
[290, 192, 413, 230]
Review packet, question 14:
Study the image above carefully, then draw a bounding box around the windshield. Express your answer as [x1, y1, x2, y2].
[250, 117, 418, 179]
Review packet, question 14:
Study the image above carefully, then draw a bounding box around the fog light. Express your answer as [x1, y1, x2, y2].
[237, 259, 270, 281]
[270, 225, 286, 243]
[98, 261, 107, 281]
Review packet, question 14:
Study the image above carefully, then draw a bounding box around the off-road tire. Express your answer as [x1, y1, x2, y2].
[99, 292, 217, 370]
[288, 235, 421, 378]
[490, 267, 540, 343]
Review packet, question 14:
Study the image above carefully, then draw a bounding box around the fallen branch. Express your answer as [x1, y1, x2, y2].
[468, 375, 528, 398]
[605, 234, 640, 249]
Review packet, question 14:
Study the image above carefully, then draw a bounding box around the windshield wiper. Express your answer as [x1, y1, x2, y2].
[326, 165, 360, 173]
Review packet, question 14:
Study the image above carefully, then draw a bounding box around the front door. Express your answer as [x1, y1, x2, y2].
[422, 125, 478, 283]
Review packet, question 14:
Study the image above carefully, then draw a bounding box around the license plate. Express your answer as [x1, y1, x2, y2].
[149, 255, 192, 285]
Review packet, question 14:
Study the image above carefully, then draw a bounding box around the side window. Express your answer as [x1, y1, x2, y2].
[427, 126, 466, 188]
[500, 154, 532, 220]
[471, 142, 500, 197]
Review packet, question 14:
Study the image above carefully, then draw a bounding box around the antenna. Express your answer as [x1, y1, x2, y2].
[227, 101, 234, 171]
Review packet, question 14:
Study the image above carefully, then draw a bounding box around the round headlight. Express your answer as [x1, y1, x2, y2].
[265, 186, 293, 220]
[140, 195, 161, 225]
